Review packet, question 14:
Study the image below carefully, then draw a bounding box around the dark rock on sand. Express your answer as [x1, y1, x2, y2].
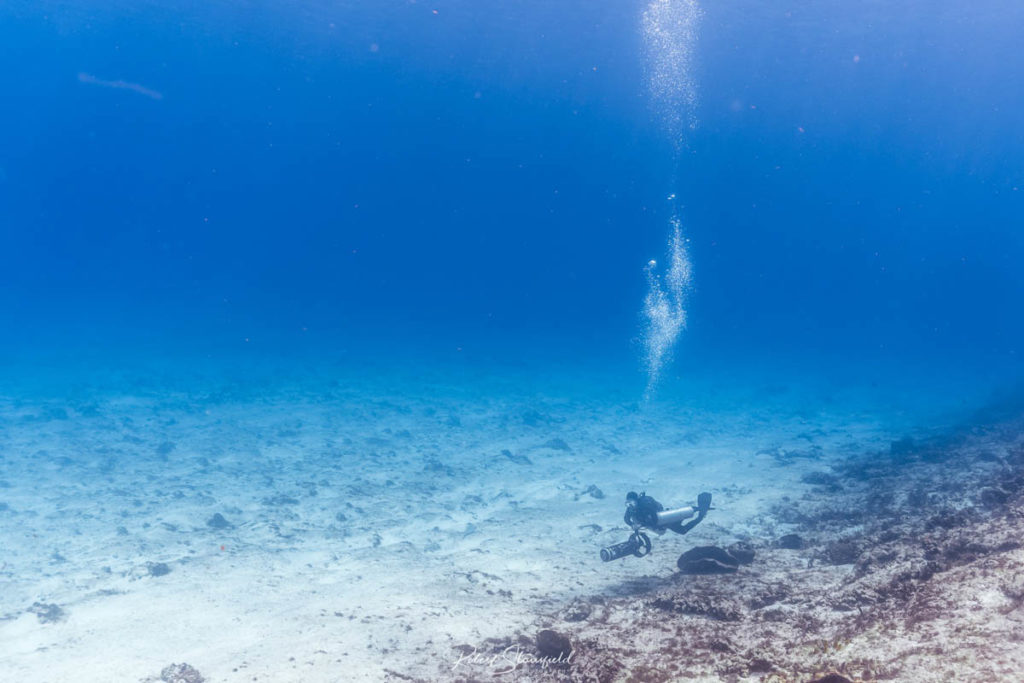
[1000, 572, 1024, 602]
[160, 662, 205, 683]
[777, 533, 805, 550]
[561, 599, 592, 622]
[423, 458, 455, 477]
[770, 446, 823, 464]
[801, 471, 843, 490]
[542, 437, 571, 451]
[29, 602, 65, 624]
[677, 546, 740, 574]
[726, 541, 756, 565]
[809, 675, 853, 683]
[823, 540, 860, 565]
[979, 486, 1009, 507]
[148, 562, 172, 577]
[206, 513, 232, 529]
[521, 409, 564, 427]
[926, 511, 970, 531]
[262, 494, 300, 506]
[501, 449, 532, 466]
[536, 629, 573, 659]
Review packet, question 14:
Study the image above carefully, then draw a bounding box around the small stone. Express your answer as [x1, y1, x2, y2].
[809, 675, 853, 683]
[261, 494, 300, 506]
[999, 572, 1024, 601]
[521, 410, 545, 427]
[777, 534, 804, 550]
[726, 541, 756, 565]
[160, 662, 205, 683]
[207, 513, 232, 529]
[677, 546, 740, 574]
[823, 540, 860, 565]
[535, 629, 573, 659]
[148, 562, 171, 577]
[29, 602, 65, 624]
[501, 449, 532, 466]
[980, 487, 1009, 507]
[562, 600, 592, 622]
[801, 471, 842, 490]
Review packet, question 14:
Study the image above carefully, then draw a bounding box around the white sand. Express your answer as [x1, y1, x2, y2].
[0, 363, 941, 682]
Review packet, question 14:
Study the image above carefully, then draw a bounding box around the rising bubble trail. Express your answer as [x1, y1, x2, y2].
[640, 0, 701, 397]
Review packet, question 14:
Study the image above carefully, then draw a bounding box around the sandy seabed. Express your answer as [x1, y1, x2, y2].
[1, 363, 1021, 682]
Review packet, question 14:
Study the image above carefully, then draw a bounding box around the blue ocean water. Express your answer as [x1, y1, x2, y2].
[1, 1, 1023, 680]
[2, 0, 1021, 386]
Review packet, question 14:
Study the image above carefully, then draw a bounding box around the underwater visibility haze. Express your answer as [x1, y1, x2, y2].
[2, 1, 1024, 681]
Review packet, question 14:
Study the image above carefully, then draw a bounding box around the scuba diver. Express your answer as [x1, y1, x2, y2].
[600, 491, 712, 561]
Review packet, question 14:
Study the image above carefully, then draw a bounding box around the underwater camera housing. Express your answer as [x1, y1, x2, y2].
[600, 491, 713, 562]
